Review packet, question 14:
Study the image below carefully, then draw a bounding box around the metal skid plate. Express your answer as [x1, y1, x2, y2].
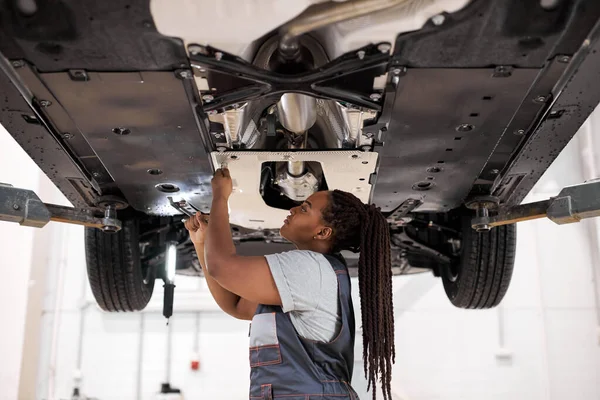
[210, 150, 379, 230]
[499, 20, 600, 206]
[36, 71, 214, 215]
[373, 68, 539, 213]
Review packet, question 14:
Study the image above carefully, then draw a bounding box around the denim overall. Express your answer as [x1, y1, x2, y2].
[249, 254, 359, 399]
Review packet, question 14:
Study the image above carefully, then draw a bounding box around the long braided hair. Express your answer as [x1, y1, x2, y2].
[321, 190, 395, 400]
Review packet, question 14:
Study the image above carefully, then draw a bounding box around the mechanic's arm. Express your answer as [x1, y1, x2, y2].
[185, 214, 257, 320]
[204, 168, 282, 307]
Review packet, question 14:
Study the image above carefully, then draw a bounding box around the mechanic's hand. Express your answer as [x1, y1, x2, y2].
[211, 168, 233, 200]
[184, 212, 209, 245]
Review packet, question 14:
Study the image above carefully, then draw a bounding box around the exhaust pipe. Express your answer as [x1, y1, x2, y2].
[277, 93, 317, 176]
[279, 0, 413, 55]
[277, 93, 317, 134]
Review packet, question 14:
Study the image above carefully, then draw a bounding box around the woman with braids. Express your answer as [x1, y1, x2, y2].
[185, 168, 395, 400]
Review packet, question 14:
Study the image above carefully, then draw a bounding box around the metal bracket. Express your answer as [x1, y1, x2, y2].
[471, 179, 600, 230]
[0, 183, 121, 232]
[188, 42, 390, 111]
[167, 197, 201, 218]
[387, 198, 423, 225]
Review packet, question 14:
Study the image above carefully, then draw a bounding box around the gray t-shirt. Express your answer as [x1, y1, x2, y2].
[265, 250, 341, 342]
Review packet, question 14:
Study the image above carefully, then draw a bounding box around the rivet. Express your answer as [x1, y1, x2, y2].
[179, 70, 192, 79]
[202, 94, 214, 102]
[456, 123, 474, 132]
[370, 93, 382, 101]
[558, 55, 570, 63]
[188, 45, 205, 56]
[377, 43, 391, 53]
[40, 100, 52, 107]
[13, 204, 20, 210]
[432, 14, 445, 26]
[356, 50, 366, 60]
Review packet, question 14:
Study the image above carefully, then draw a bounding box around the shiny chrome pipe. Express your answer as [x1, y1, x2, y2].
[279, 0, 412, 54]
[277, 93, 317, 134]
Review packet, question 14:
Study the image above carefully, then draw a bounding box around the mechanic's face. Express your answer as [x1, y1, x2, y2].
[280, 190, 333, 247]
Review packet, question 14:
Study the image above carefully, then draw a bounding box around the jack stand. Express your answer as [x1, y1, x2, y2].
[0, 183, 122, 232]
[471, 180, 600, 230]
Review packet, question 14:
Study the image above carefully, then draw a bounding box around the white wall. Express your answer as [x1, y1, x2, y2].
[0, 128, 39, 400]
[2, 106, 600, 400]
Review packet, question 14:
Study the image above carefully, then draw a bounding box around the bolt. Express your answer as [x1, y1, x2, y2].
[377, 43, 391, 53]
[535, 95, 547, 103]
[515, 129, 525, 135]
[363, 132, 374, 138]
[214, 51, 223, 61]
[213, 132, 223, 139]
[456, 123, 474, 132]
[12, 204, 19, 210]
[357, 50, 366, 60]
[179, 70, 192, 79]
[432, 14, 445, 26]
[370, 93, 382, 101]
[474, 205, 491, 232]
[558, 55, 570, 63]
[474, 223, 491, 232]
[491, 169, 499, 175]
[392, 68, 403, 75]
[63, 133, 73, 139]
[188, 45, 205, 56]
[11, 60, 24, 68]
[202, 94, 214, 102]
[40, 100, 52, 107]
[93, 172, 100, 178]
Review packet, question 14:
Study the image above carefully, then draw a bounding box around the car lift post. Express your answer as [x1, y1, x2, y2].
[470, 179, 600, 231]
[0, 183, 121, 232]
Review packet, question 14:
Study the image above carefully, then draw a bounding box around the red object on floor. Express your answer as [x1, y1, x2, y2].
[190, 360, 200, 371]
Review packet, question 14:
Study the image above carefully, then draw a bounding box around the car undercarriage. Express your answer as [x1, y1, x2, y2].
[1, 0, 599, 312]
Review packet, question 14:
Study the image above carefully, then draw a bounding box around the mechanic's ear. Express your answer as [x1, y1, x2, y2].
[315, 227, 333, 240]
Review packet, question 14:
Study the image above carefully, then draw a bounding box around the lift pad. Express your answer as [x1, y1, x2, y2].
[0, 183, 121, 231]
[471, 180, 600, 230]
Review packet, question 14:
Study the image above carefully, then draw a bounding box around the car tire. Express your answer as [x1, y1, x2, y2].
[442, 218, 516, 309]
[85, 219, 154, 312]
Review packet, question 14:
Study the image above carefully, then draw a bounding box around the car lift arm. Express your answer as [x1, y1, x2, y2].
[2, 179, 600, 233]
[471, 179, 600, 231]
[0, 183, 121, 232]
